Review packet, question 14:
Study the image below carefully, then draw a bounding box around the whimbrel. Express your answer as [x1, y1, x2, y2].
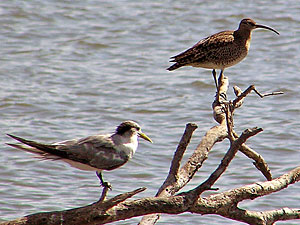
[6, 121, 152, 193]
[167, 18, 279, 87]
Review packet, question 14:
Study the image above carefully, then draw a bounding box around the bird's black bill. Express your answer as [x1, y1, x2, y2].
[255, 24, 280, 35]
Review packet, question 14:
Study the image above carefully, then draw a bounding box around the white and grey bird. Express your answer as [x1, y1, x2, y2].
[6, 121, 152, 190]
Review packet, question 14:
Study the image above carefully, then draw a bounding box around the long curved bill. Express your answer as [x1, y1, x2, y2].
[255, 24, 280, 35]
[138, 132, 153, 143]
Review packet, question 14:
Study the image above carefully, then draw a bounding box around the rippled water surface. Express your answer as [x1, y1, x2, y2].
[0, 1, 299, 224]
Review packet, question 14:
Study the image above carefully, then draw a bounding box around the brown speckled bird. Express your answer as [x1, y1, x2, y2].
[167, 18, 279, 86]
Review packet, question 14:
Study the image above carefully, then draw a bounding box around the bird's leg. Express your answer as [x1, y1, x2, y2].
[98, 186, 109, 202]
[212, 69, 218, 89]
[96, 171, 112, 190]
[218, 69, 224, 88]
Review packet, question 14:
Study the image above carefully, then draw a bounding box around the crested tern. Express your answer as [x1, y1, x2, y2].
[7, 120, 152, 190]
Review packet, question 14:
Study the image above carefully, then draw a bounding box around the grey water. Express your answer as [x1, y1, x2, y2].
[0, 0, 299, 224]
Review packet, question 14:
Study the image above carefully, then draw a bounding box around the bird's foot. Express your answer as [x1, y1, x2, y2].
[101, 181, 112, 190]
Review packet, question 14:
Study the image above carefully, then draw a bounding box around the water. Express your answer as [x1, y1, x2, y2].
[0, 0, 299, 224]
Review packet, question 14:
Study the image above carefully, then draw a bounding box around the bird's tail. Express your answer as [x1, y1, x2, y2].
[6, 134, 63, 160]
[6, 142, 44, 155]
[167, 63, 183, 71]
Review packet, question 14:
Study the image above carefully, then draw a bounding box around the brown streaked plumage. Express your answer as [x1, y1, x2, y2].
[6, 121, 152, 192]
[167, 18, 279, 86]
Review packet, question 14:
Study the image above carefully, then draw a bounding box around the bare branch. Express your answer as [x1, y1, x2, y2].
[89, 166, 300, 224]
[3, 167, 299, 225]
[213, 75, 229, 124]
[231, 129, 272, 181]
[2, 74, 292, 225]
[233, 85, 283, 108]
[217, 74, 229, 103]
[140, 76, 276, 225]
[101, 187, 147, 210]
[261, 208, 300, 224]
[167, 123, 198, 184]
[188, 127, 263, 197]
[226, 207, 300, 225]
[179, 125, 227, 192]
[139, 124, 228, 224]
[0, 187, 147, 225]
[232, 85, 243, 108]
[253, 88, 284, 98]
[239, 143, 272, 181]
[224, 103, 234, 141]
[191, 167, 300, 224]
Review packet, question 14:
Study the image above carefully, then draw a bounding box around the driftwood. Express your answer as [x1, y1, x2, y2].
[2, 75, 298, 225]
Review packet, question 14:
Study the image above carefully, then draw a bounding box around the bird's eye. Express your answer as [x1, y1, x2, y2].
[246, 20, 255, 26]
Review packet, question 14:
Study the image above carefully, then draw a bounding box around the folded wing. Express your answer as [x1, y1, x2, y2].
[7, 134, 129, 171]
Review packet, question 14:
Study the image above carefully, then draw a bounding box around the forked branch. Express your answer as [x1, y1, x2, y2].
[2, 75, 294, 225]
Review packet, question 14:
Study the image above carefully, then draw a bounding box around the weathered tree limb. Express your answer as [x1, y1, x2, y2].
[139, 75, 230, 224]
[139, 123, 228, 224]
[216, 73, 228, 104]
[0, 187, 146, 225]
[188, 127, 263, 198]
[232, 85, 283, 109]
[92, 167, 300, 225]
[193, 166, 300, 224]
[139, 75, 282, 224]
[235, 135, 273, 181]
[213, 75, 229, 123]
[2, 75, 291, 225]
[94, 167, 300, 224]
[230, 84, 273, 181]
[232, 208, 300, 225]
[213, 78, 272, 182]
[163, 122, 198, 191]
[3, 167, 299, 225]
